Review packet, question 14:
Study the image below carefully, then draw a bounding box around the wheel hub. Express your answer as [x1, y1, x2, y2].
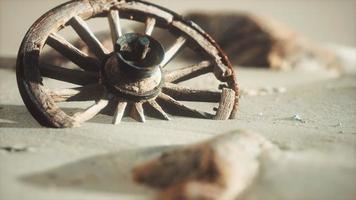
[102, 33, 165, 100]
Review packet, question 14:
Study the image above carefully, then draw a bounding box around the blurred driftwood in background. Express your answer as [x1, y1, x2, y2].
[186, 12, 340, 70]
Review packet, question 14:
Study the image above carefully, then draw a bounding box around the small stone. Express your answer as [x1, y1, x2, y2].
[258, 112, 263, 116]
[292, 114, 305, 123]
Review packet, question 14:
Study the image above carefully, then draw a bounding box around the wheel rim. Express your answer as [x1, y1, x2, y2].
[16, 0, 239, 128]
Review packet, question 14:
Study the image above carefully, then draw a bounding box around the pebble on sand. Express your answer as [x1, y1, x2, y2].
[292, 114, 306, 123]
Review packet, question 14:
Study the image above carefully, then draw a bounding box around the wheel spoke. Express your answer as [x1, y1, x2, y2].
[108, 9, 122, 46]
[213, 88, 236, 120]
[69, 16, 108, 60]
[39, 63, 97, 85]
[73, 99, 109, 123]
[162, 82, 221, 102]
[146, 100, 170, 120]
[145, 17, 156, 35]
[49, 84, 104, 102]
[46, 33, 99, 71]
[130, 102, 145, 122]
[157, 93, 213, 119]
[160, 36, 186, 68]
[112, 101, 127, 124]
[164, 60, 213, 83]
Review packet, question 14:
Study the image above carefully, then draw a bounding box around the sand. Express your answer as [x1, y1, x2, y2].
[1, 0, 356, 198]
[1, 54, 356, 199]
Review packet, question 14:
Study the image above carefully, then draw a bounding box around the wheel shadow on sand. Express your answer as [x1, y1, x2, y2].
[0, 104, 125, 128]
[19, 145, 178, 195]
[0, 105, 83, 128]
[0, 105, 42, 128]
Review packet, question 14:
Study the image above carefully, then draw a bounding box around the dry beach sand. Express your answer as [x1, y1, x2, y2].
[1, 55, 356, 199]
[1, 0, 356, 199]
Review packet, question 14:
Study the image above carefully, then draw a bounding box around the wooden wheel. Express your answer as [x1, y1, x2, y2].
[16, 0, 239, 128]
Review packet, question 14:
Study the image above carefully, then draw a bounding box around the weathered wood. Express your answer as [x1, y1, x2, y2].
[73, 99, 109, 123]
[39, 63, 97, 85]
[49, 84, 104, 102]
[164, 60, 212, 83]
[146, 100, 170, 120]
[69, 16, 108, 60]
[112, 101, 127, 124]
[157, 93, 212, 119]
[16, 0, 94, 128]
[162, 82, 221, 102]
[16, 0, 238, 128]
[108, 9, 122, 46]
[133, 131, 278, 200]
[130, 102, 145, 122]
[213, 88, 235, 120]
[145, 17, 156, 35]
[160, 36, 186, 68]
[229, 82, 240, 120]
[46, 33, 99, 71]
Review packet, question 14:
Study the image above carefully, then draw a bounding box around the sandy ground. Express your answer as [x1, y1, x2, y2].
[1, 0, 356, 199]
[0, 56, 355, 199]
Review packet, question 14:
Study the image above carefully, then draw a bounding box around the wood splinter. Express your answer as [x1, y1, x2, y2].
[132, 130, 278, 200]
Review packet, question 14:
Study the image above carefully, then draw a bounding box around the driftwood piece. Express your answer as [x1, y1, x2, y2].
[186, 12, 340, 70]
[132, 130, 278, 200]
